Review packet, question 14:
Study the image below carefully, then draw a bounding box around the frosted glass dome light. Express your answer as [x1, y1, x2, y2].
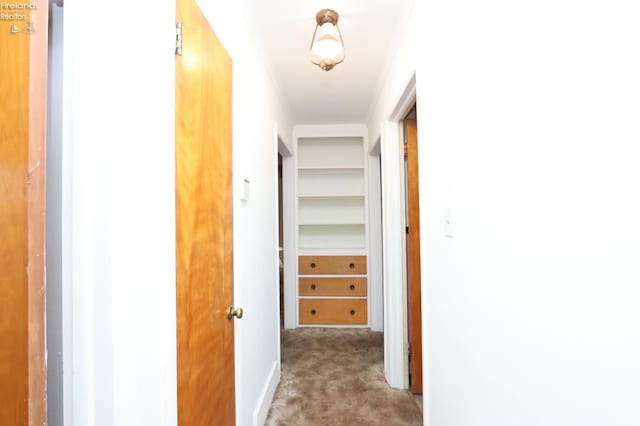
[309, 9, 345, 71]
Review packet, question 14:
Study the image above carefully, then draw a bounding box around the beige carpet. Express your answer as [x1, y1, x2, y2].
[265, 328, 423, 425]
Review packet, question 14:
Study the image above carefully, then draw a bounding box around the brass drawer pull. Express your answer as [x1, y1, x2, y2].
[349, 263, 355, 269]
[350, 310, 356, 315]
[311, 309, 317, 315]
[310, 262, 316, 269]
[349, 284, 355, 290]
[310, 284, 316, 290]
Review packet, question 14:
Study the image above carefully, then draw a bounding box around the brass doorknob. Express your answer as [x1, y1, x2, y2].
[227, 306, 244, 320]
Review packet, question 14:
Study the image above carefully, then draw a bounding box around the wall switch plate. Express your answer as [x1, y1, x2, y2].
[241, 178, 250, 202]
[444, 207, 454, 238]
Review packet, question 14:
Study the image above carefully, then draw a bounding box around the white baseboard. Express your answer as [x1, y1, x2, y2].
[252, 360, 280, 426]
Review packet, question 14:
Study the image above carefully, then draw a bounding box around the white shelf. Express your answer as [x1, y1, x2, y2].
[299, 197, 365, 225]
[298, 168, 364, 197]
[298, 219, 365, 225]
[299, 220, 365, 226]
[296, 136, 366, 251]
[298, 195, 364, 200]
[298, 296, 368, 300]
[298, 166, 364, 172]
[298, 224, 366, 249]
[298, 137, 364, 169]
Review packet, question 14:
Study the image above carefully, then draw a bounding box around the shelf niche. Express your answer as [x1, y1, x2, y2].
[298, 224, 366, 249]
[297, 136, 366, 251]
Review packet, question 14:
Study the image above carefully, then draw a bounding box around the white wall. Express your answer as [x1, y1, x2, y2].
[366, 2, 417, 145]
[63, 1, 293, 425]
[195, 2, 293, 425]
[372, 0, 640, 423]
[63, 1, 177, 425]
[414, 1, 640, 425]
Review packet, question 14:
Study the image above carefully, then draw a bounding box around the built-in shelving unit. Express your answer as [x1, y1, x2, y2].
[296, 136, 368, 326]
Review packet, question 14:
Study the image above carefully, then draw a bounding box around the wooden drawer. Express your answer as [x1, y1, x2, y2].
[299, 299, 367, 325]
[298, 255, 366, 275]
[299, 277, 367, 296]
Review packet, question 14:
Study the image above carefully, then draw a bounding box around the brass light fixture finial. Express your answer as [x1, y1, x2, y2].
[309, 9, 345, 71]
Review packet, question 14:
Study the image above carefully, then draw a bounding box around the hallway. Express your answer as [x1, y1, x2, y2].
[5, 1, 635, 424]
[265, 329, 422, 425]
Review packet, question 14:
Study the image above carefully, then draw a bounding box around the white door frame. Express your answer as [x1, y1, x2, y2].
[379, 74, 417, 389]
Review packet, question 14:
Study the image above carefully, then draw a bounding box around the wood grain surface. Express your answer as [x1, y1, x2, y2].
[299, 299, 367, 325]
[0, 4, 48, 425]
[405, 117, 423, 394]
[298, 277, 367, 297]
[175, 0, 235, 423]
[298, 255, 367, 275]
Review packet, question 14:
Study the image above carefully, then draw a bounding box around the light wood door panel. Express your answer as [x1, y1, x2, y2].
[299, 299, 367, 325]
[406, 118, 423, 394]
[176, 0, 235, 423]
[0, 5, 48, 425]
[298, 255, 367, 275]
[298, 277, 367, 296]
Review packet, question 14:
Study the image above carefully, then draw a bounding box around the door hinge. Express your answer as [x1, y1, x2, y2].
[408, 342, 412, 360]
[175, 22, 183, 56]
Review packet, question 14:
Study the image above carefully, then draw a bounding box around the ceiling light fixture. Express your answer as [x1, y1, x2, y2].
[309, 9, 345, 71]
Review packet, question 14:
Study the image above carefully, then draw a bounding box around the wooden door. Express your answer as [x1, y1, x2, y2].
[405, 117, 423, 394]
[175, 0, 235, 424]
[0, 4, 48, 425]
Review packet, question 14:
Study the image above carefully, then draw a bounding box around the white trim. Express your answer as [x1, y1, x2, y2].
[252, 360, 281, 426]
[381, 120, 407, 389]
[381, 74, 417, 389]
[277, 130, 292, 158]
[369, 137, 382, 156]
[390, 75, 417, 122]
[368, 153, 384, 331]
[282, 152, 297, 329]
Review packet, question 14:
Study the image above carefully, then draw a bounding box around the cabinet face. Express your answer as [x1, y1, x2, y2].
[299, 277, 368, 297]
[298, 255, 367, 275]
[299, 299, 367, 325]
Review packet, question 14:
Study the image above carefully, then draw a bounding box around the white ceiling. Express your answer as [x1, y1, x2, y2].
[240, 0, 416, 125]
